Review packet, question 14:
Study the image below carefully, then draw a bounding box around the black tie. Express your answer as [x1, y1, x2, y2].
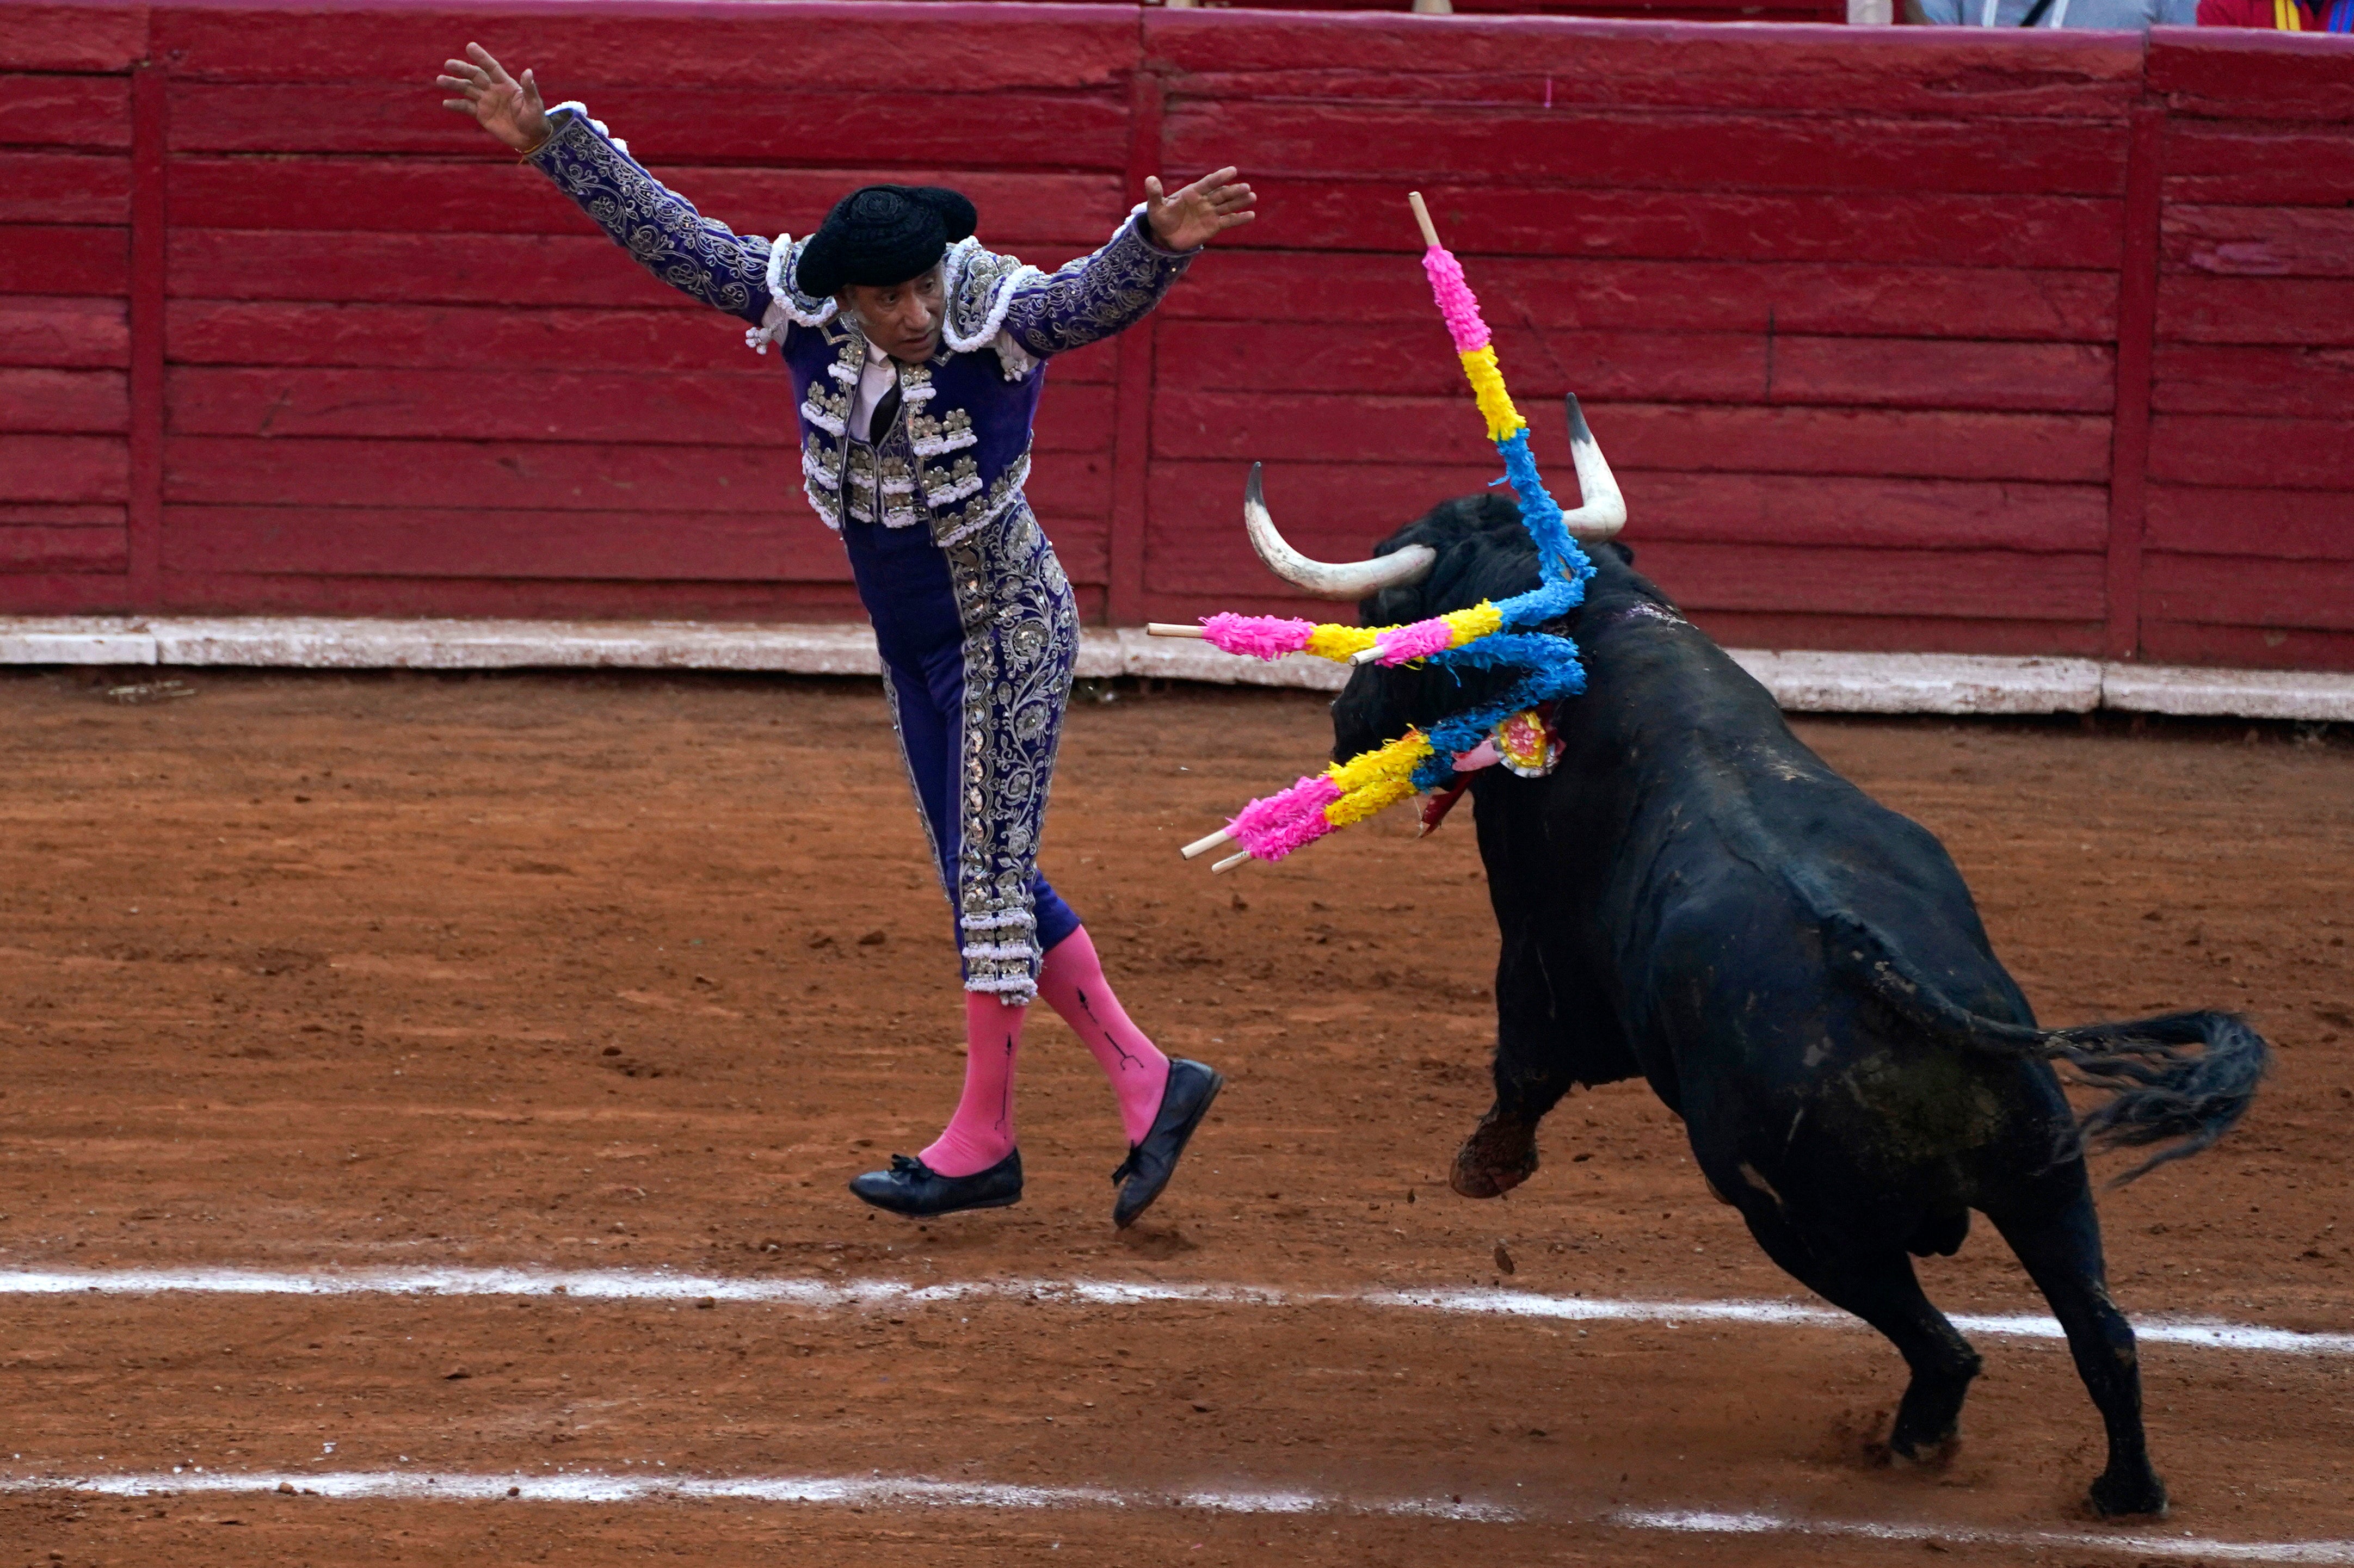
[867, 380, 903, 443]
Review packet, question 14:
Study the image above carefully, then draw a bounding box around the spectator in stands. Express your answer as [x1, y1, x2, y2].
[2196, 0, 2351, 27]
[1912, 0, 2196, 23]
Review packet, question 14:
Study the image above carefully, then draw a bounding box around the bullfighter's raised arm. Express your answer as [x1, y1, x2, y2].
[439, 44, 773, 325]
[1001, 169, 1255, 360]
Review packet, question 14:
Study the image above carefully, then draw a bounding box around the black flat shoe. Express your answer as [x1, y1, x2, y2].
[848, 1149, 1023, 1218]
[1111, 1058, 1223, 1230]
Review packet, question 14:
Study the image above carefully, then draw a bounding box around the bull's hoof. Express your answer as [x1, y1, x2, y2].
[2090, 1468, 2169, 1519]
[1451, 1110, 1539, 1200]
[1885, 1432, 1959, 1471]
[1887, 1360, 1977, 1464]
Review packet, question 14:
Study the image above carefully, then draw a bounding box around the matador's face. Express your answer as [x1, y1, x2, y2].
[840, 264, 946, 365]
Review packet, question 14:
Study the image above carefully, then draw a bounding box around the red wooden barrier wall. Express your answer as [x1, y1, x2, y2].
[2, 4, 2349, 666]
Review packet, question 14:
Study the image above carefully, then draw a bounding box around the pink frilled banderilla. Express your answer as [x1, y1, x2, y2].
[1172, 193, 1618, 872]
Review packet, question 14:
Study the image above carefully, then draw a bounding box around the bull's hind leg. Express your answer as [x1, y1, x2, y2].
[1740, 1210, 1982, 1461]
[1987, 1176, 2166, 1517]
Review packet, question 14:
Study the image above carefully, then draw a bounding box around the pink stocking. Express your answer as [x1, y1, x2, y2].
[1038, 926, 1171, 1147]
[919, 993, 1026, 1177]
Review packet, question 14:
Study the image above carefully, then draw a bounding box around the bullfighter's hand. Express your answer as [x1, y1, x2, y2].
[1144, 168, 1256, 251]
[437, 42, 550, 153]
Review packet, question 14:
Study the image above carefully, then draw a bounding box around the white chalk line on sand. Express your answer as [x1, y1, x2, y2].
[1, 1265, 2347, 1356]
[0, 1469, 2347, 1563]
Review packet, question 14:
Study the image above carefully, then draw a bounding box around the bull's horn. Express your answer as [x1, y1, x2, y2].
[1244, 463, 1436, 600]
[1560, 394, 1626, 541]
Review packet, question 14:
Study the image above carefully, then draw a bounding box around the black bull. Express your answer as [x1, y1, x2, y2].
[1329, 487, 2268, 1518]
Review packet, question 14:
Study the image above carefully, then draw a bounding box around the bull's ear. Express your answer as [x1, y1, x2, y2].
[1604, 540, 1636, 566]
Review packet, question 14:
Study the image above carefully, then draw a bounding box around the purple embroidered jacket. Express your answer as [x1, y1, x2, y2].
[527, 103, 1196, 548]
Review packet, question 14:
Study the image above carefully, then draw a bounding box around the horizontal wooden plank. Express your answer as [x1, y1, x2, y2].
[165, 366, 800, 443]
[1151, 320, 2113, 412]
[164, 366, 1116, 452]
[2146, 30, 2354, 126]
[2143, 484, 2354, 561]
[0, 224, 126, 295]
[0, 433, 126, 503]
[164, 230, 1094, 308]
[170, 82, 1129, 169]
[2155, 276, 2354, 348]
[1221, 178, 2121, 271]
[164, 435, 794, 512]
[1162, 252, 2119, 342]
[1770, 336, 2115, 413]
[1145, 13, 2145, 118]
[1145, 526, 2103, 621]
[1679, 607, 2104, 658]
[163, 433, 1116, 521]
[152, 4, 1142, 89]
[1144, 459, 2107, 566]
[2143, 553, 2354, 634]
[147, 570, 879, 624]
[168, 157, 1128, 246]
[166, 301, 1114, 385]
[2135, 619, 2354, 672]
[163, 502, 1109, 587]
[1583, 470, 2107, 550]
[171, 229, 711, 308]
[0, 521, 126, 573]
[0, 151, 130, 225]
[2161, 122, 2354, 209]
[2163, 206, 2354, 282]
[0, 502, 121, 526]
[162, 505, 850, 583]
[167, 301, 750, 374]
[2151, 344, 2354, 420]
[1155, 319, 1759, 402]
[1162, 102, 2126, 199]
[1155, 392, 2115, 481]
[0, 366, 126, 434]
[0, 5, 147, 73]
[0, 295, 128, 368]
[1605, 541, 2105, 620]
[0, 571, 134, 614]
[0, 72, 128, 150]
[2146, 414, 2354, 491]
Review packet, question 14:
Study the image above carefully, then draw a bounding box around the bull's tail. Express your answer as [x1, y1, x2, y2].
[1821, 910, 2270, 1184]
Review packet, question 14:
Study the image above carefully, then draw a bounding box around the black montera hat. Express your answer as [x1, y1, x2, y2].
[797, 184, 978, 297]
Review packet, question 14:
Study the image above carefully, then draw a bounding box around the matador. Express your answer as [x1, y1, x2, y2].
[440, 43, 1254, 1225]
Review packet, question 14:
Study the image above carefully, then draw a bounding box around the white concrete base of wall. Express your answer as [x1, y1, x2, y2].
[1, 616, 2349, 723]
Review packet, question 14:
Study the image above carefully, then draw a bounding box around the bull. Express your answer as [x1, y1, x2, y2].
[1237, 399, 2269, 1517]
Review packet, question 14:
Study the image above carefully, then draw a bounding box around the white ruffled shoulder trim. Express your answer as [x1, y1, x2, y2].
[745, 235, 839, 353]
[941, 236, 1044, 362]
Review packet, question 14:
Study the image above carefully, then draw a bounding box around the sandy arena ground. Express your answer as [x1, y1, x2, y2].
[0, 668, 2347, 1566]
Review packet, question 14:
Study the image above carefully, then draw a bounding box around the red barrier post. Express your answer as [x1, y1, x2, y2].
[128, 58, 165, 604]
[2104, 103, 2164, 665]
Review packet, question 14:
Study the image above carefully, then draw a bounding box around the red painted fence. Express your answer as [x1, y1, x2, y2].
[3, 3, 2350, 667]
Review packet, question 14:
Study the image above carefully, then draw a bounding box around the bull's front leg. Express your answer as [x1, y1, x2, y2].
[1451, 927, 1581, 1199]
